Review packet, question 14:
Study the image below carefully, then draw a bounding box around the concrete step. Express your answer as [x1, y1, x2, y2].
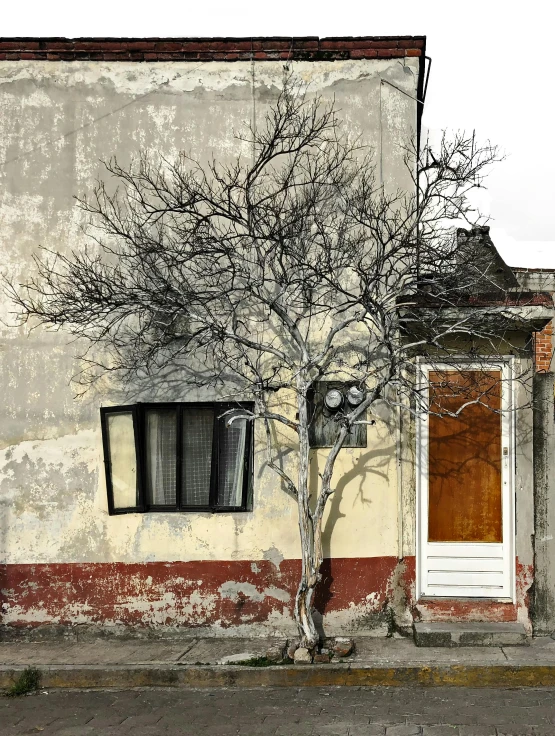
[413, 621, 529, 647]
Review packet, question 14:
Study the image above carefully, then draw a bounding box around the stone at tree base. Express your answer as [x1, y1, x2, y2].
[218, 652, 257, 664]
[332, 637, 354, 657]
[287, 642, 299, 660]
[313, 649, 331, 663]
[265, 642, 287, 663]
[293, 647, 313, 663]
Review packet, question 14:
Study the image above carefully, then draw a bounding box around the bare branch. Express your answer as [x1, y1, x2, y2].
[5, 73, 526, 649]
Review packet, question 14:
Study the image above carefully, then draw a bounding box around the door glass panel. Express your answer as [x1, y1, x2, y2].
[428, 370, 502, 543]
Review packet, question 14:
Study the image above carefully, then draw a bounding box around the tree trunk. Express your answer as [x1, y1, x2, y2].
[294, 516, 325, 650]
[294, 377, 321, 649]
[293, 397, 349, 649]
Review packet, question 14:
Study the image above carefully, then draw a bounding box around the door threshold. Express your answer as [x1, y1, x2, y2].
[418, 597, 514, 603]
[413, 621, 528, 647]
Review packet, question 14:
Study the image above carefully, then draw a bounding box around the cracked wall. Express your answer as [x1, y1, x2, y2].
[0, 56, 536, 636]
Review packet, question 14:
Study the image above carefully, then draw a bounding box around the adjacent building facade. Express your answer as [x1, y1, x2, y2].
[1, 36, 554, 640]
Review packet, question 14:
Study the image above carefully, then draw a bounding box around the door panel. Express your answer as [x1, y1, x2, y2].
[425, 556, 503, 573]
[428, 370, 502, 543]
[418, 364, 514, 600]
[427, 571, 505, 587]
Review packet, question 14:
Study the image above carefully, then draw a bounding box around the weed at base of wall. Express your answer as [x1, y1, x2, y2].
[5, 667, 41, 697]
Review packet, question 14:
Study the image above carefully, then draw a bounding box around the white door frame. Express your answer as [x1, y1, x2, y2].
[416, 358, 516, 601]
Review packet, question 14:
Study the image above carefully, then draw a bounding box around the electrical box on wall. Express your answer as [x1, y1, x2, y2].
[308, 381, 367, 448]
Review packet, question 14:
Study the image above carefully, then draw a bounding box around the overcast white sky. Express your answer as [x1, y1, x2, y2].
[3, 0, 555, 267]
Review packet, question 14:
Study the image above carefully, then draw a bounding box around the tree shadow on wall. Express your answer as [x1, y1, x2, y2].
[309, 442, 394, 636]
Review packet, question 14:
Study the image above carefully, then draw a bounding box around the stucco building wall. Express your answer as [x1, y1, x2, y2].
[0, 55, 423, 636]
[0, 46, 538, 637]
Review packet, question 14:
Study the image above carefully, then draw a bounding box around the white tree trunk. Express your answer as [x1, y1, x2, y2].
[293, 379, 351, 648]
[293, 377, 321, 649]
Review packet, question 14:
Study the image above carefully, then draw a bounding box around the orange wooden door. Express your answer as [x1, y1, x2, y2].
[428, 370, 502, 543]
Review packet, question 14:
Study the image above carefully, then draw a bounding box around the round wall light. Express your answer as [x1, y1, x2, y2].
[347, 385, 365, 407]
[324, 388, 344, 411]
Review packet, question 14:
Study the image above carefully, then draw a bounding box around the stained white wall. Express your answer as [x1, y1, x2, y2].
[0, 58, 419, 567]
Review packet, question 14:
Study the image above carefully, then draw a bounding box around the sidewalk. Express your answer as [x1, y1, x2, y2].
[2, 636, 555, 689]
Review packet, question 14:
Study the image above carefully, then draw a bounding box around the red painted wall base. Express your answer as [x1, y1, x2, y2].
[0, 556, 532, 633]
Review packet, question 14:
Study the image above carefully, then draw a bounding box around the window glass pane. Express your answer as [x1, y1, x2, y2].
[182, 408, 214, 506]
[217, 417, 247, 507]
[145, 409, 177, 505]
[106, 412, 138, 508]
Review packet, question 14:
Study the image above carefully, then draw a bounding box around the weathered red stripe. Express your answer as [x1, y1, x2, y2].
[0, 556, 530, 630]
[0, 557, 399, 628]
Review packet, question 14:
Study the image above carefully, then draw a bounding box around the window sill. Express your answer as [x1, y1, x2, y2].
[108, 506, 251, 515]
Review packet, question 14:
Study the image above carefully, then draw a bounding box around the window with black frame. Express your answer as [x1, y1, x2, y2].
[100, 403, 253, 514]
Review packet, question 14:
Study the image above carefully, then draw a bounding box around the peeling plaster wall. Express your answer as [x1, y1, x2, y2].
[514, 367, 536, 632]
[0, 558, 402, 638]
[0, 57, 535, 635]
[532, 372, 555, 634]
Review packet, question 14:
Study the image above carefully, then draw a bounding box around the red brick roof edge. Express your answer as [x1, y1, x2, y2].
[512, 267, 555, 274]
[405, 292, 554, 309]
[0, 36, 425, 62]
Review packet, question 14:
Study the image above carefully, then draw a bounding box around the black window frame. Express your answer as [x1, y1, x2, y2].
[101, 402, 253, 516]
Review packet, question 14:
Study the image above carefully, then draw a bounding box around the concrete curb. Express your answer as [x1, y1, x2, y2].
[4, 664, 555, 689]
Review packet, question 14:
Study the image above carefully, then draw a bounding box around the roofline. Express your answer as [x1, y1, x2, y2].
[0, 35, 427, 152]
[0, 36, 426, 62]
[400, 292, 554, 308]
[512, 266, 555, 273]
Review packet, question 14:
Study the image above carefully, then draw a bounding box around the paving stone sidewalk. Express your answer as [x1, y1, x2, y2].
[2, 637, 555, 690]
[2, 685, 555, 735]
[2, 635, 555, 668]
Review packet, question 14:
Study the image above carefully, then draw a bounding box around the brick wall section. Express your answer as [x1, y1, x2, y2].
[534, 320, 553, 373]
[0, 36, 425, 62]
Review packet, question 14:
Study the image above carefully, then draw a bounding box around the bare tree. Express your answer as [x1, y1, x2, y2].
[8, 75, 531, 650]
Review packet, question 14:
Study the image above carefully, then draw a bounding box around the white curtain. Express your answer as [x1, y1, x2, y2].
[146, 410, 177, 505]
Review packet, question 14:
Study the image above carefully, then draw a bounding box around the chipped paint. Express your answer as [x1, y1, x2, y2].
[0, 555, 536, 636]
[0, 55, 538, 635]
[262, 547, 284, 572]
[0, 557, 403, 636]
[410, 558, 533, 633]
